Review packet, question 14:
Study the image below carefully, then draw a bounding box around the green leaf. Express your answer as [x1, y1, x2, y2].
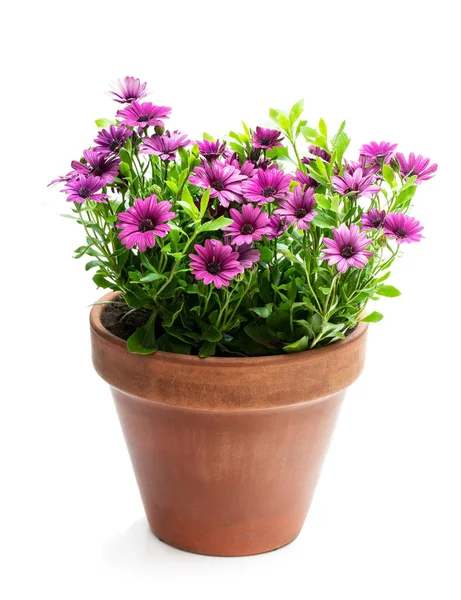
[394, 185, 417, 210]
[278, 114, 291, 134]
[199, 187, 210, 219]
[202, 325, 222, 342]
[312, 213, 336, 229]
[318, 118, 328, 137]
[244, 324, 283, 349]
[85, 259, 107, 271]
[198, 341, 216, 358]
[361, 311, 384, 323]
[165, 180, 178, 194]
[127, 314, 157, 355]
[119, 148, 131, 165]
[139, 272, 165, 283]
[382, 164, 396, 188]
[203, 132, 214, 142]
[314, 193, 331, 210]
[376, 285, 401, 298]
[119, 162, 131, 178]
[289, 99, 304, 125]
[283, 336, 310, 353]
[95, 118, 116, 128]
[250, 304, 273, 318]
[176, 200, 198, 221]
[181, 186, 199, 216]
[92, 274, 115, 289]
[301, 126, 318, 140]
[162, 302, 183, 327]
[199, 216, 233, 232]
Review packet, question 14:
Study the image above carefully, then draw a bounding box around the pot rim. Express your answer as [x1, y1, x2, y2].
[90, 291, 368, 368]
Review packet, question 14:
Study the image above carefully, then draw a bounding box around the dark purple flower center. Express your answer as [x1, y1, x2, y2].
[79, 187, 91, 198]
[262, 186, 276, 198]
[92, 166, 104, 176]
[109, 140, 121, 152]
[395, 228, 407, 238]
[137, 115, 150, 123]
[340, 245, 355, 258]
[212, 180, 225, 192]
[258, 137, 272, 146]
[295, 207, 308, 219]
[139, 218, 155, 232]
[241, 224, 255, 235]
[206, 261, 222, 275]
[372, 219, 384, 228]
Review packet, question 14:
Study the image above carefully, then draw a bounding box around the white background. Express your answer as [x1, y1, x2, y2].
[2, 1, 460, 598]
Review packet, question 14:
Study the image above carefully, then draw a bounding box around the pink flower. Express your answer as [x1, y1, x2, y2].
[61, 174, 108, 204]
[395, 152, 438, 184]
[332, 167, 381, 199]
[139, 130, 190, 161]
[189, 239, 243, 288]
[252, 127, 284, 150]
[189, 161, 247, 207]
[107, 76, 149, 104]
[235, 243, 261, 269]
[116, 195, 175, 252]
[242, 168, 292, 205]
[383, 212, 424, 244]
[361, 208, 386, 230]
[323, 224, 373, 273]
[197, 139, 227, 161]
[360, 141, 397, 164]
[275, 186, 317, 230]
[266, 214, 288, 240]
[222, 204, 271, 246]
[117, 101, 171, 128]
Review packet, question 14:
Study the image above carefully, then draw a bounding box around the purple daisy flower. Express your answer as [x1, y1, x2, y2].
[189, 161, 247, 207]
[345, 154, 381, 178]
[275, 186, 317, 230]
[224, 152, 256, 178]
[139, 130, 191, 161]
[361, 208, 387, 230]
[71, 149, 120, 184]
[223, 204, 271, 246]
[360, 141, 397, 164]
[332, 167, 381, 199]
[323, 224, 373, 273]
[235, 243, 261, 269]
[117, 101, 171, 129]
[189, 239, 244, 289]
[61, 174, 108, 204]
[383, 212, 424, 244]
[395, 152, 438, 184]
[242, 168, 292, 205]
[94, 125, 132, 155]
[107, 76, 149, 104]
[266, 214, 288, 240]
[197, 139, 227, 161]
[116, 195, 176, 252]
[48, 171, 77, 187]
[309, 145, 331, 162]
[252, 127, 284, 150]
[295, 169, 319, 189]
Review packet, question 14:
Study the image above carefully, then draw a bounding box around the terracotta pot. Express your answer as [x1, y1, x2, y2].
[90, 292, 368, 556]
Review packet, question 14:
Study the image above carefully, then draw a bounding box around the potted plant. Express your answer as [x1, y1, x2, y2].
[51, 76, 437, 556]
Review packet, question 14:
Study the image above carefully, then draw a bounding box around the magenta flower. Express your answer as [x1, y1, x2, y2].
[197, 139, 227, 161]
[94, 125, 132, 155]
[48, 171, 77, 187]
[345, 154, 380, 178]
[360, 141, 397, 164]
[323, 224, 373, 273]
[116, 195, 175, 252]
[107, 76, 149, 104]
[332, 167, 381, 199]
[266, 214, 288, 240]
[295, 169, 318, 189]
[189, 161, 247, 207]
[235, 243, 261, 269]
[71, 149, 120, 184]
[117, 101, 171, 128]
[361, 208, 386, 230]
[252, 127, 284, 150]
[140, 130, 190, 161]
[61, 174, 108, 204]
[224, 152, 256, 177]
[242, 168, 292, 205]
[275, 186, 317, 230]
[383, 212, 424, 244]
[395, 152, 438, 184]
[309, 145, 331, 162]
[223, 204, 271, 246]
[189, 239, 243, 289]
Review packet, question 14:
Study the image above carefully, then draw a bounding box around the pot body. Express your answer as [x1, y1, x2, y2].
[91, 293, 368, 556]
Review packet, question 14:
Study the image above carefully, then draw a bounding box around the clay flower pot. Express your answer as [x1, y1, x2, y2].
[90, 292, 368, 556]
